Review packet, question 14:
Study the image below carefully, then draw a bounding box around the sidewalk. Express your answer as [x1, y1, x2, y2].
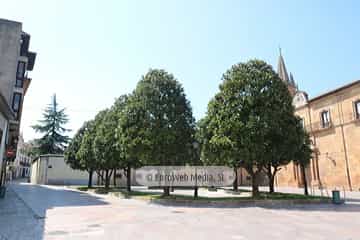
[0, 185, 44, 240]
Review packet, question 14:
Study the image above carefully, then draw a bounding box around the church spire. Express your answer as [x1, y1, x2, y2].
[289, 72, 296, 87]
[277, 48, 289, 83]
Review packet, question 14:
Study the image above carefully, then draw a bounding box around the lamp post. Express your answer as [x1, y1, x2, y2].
[193, 141, 200, 198]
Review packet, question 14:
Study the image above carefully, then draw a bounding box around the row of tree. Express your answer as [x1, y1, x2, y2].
[56, 60, 312, 196]
[64, 69, 197, 194]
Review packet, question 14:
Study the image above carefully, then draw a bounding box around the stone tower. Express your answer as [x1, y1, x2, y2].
[277, 50, 297, 96]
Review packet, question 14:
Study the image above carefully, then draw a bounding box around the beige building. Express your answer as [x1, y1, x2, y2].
[0, 18, 36, 188]
[275, 54, 360, 191]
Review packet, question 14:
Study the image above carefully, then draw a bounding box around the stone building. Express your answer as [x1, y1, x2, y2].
[0, 18, 36, 187]
[275, 53, 360, 191]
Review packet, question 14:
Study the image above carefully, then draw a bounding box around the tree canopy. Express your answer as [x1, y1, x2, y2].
[199, 59, 303, 195]
[32, 94, 70, 154]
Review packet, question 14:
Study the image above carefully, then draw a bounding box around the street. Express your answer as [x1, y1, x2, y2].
[1, 182, 360, 240]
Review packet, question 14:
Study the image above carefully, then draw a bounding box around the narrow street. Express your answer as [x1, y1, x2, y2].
[1, 182, 360, 240]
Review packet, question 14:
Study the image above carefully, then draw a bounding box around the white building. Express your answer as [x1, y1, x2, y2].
[11, 134, 31, 178]
[31, 155, 96, 185]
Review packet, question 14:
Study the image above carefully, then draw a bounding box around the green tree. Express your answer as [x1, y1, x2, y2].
[32, 94, 70, 154]
[65, 121, 96, 188]
[261, 81, 302, 193]
[22, 140, 40, 159]
[202, 60, 293, 197]
[77, 120, 98, 188]
[93, 109, 119, 189]
[115, 95, 142, 192]
[126, 69, 196, 195]
[198, 109, 243, 191]
[293, 127, 313, 195]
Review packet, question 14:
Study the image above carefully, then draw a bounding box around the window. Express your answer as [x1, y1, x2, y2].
[15, 79, 23, 88]
[12, 93, 22, 112]
[15, 61, 26, 88]
[321, 110, 331, 128]
[16, 61, 26, 79]
[355, 100, 360, 120]
[299, 118, 305, 128]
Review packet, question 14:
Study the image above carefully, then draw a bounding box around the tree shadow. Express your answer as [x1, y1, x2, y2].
[8, 182, 109, 240]
[149, 199, 360, 212]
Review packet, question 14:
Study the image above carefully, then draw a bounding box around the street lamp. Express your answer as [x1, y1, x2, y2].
[193, 141, 200, 198]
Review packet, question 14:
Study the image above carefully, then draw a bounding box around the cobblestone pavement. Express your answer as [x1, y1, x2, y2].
[3, 182, 360, 240]
[0, 186, 44, 240]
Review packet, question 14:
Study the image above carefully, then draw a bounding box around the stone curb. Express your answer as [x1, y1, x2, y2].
[149, 198, 333, 208]
[69, 187, 333, 207]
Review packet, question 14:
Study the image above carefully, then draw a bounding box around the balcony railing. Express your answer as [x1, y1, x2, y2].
[305, 121, 332, 133]
[305, 113, 360, 134]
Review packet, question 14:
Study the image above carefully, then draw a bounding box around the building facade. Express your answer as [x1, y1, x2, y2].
[0, 18, 36, 187]
[275, 54, 360, 191]
[11, 134, 31, 178]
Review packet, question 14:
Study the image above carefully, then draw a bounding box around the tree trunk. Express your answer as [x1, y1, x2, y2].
[126, 166, 131, 192]
[105, 169, 110, 189]
[300, 163, 309, 195]
[163, 186, 170, 196]
[113, 169, 116, 187]
[88, 170, 93, 188]
[194, 187, 198, 198]
[233, 167, 238, 191]
[251, 173, 259, 197]
[269, 176, 274, 194]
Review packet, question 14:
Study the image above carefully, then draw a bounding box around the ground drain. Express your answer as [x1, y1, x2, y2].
[47, 230, 69, 236]
[171, 210, 184, 213]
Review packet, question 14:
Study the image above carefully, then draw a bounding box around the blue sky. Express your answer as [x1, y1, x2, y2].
[1, 0, 359, 141]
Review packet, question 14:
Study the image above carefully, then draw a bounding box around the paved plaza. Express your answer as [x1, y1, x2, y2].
[0, 182, 360, 240]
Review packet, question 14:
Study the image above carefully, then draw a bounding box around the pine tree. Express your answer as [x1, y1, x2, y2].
[32, 94, 70, 154]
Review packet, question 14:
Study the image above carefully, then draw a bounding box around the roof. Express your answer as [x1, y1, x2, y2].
[32, 154, 64, 163]
[309, 80, 360, 103]
[0, 18, 22, 26]
[277, 53, 289, 83]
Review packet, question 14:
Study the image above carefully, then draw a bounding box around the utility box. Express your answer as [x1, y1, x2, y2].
[332, 190, 343, 204]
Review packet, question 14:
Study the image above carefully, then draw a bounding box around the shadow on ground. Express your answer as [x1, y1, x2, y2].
[148, 198, 360, 212]
[2, 182, 109, 240]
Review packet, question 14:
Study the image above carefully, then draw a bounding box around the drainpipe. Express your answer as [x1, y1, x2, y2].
[337, 95, 352, 191]
[307, 103, 321, 186]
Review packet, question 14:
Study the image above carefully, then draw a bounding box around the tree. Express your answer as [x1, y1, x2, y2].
[93, 109, 119, 189]
[293, 127, 313, 195]
[76, 120, 98, 188]
[65, 121, 96, 188]
[115, 95, 142, 192]
[32, 94, 70, 154]
[22, 140, 40, 159]
[201, 60, 292, 197]
[197, 116, 242, 191]
[260, 79, 302, 193]
[126, 69, 196, 196]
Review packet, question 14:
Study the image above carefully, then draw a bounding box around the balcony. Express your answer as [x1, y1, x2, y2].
[20, 32, 36, 70]
[305, 121, 332, 133]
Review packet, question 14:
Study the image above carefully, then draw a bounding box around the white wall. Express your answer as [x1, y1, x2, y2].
[31, 155, 96, 185]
